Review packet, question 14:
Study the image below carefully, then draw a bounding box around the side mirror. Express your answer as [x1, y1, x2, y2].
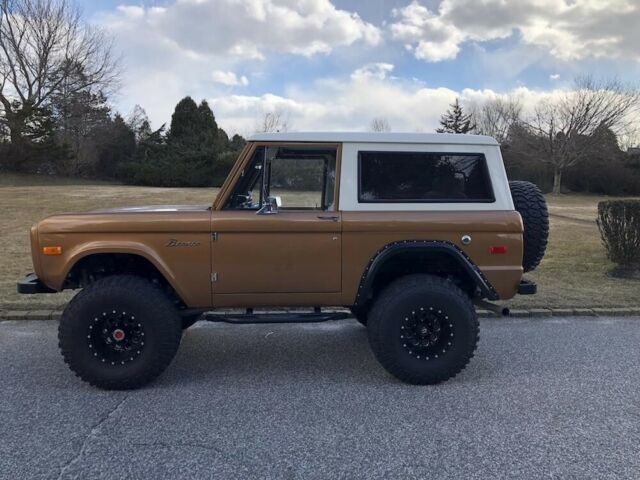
[257, 196, 279, 215]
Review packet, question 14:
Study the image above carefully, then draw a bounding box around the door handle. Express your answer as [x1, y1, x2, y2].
[317, 215, 339, 221]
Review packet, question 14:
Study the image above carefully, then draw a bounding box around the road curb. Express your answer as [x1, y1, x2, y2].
[2, 307, 640, 321]
[476, 307, 640, 318]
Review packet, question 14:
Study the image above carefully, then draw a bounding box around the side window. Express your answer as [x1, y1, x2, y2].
[358, 151, 494, 203]
[225, 145, 338, 211]
[266, 146, 337, 210]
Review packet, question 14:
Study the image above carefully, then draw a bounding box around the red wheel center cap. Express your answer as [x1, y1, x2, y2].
[112, 329, 125, 341]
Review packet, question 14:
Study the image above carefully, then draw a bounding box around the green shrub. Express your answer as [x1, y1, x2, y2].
[597, 200, 640, 266]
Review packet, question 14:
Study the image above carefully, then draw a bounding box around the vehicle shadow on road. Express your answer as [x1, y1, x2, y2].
[159, 320, 395, 387]
[157, 319, 487, 389]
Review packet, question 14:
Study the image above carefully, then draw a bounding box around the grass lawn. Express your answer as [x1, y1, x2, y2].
[1, 173, 638, 311]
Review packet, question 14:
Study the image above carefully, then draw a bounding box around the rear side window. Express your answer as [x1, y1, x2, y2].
[358, 151, 494, 203]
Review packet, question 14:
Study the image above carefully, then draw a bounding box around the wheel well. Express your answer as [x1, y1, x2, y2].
[64, 253, 185, 307]
[361, 250, 481, 309]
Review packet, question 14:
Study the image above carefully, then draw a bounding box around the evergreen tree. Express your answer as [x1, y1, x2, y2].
[97, 114, 136, 179]
[142, 97, 220, 186]
[168, 97, 217, 141]
[437, 98, 476, 134]
[197, 100, 219, 137]
[230, 134, 246, 151]
[117, 97, 246, 187]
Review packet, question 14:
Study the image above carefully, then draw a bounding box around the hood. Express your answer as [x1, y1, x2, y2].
[89, 205, 210, 213]
[37, 204, 211, 234]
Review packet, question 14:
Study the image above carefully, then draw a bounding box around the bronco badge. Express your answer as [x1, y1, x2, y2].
[165, 239, 201, 247]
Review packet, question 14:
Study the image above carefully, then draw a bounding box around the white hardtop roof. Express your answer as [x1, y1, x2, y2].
[248, 131, 498, 146]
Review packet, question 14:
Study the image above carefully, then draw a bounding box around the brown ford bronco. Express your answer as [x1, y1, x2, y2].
[18, 132, 548, 390]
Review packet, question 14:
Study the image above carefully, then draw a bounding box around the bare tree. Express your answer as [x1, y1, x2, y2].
[526, 76, 640, 194]
[0, 0, 119, 145]
[470, 96, 522, 143]
[617, 123, 640, 152]
[127, 104, 152, 141]
[256, 110, 290, 133]
[370, 117, 391, 132]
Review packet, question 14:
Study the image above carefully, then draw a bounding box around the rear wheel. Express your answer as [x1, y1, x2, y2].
[58, 275, 183, 390]
[367, 274, 479, 385]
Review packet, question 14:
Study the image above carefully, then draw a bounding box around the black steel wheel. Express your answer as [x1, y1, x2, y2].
[400, 307, 454, 361]
[88, 310, 146, 365]
[367, 274, 479, 385]
[58, 275, 182, 390]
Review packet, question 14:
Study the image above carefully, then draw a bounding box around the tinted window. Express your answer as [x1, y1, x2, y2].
[358, 151, 494, 203]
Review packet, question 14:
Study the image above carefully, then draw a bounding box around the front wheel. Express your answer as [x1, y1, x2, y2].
[367, 274, 479, 385]
[58, 275, 183, 390]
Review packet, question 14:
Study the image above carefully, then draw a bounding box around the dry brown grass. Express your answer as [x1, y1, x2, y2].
[509, 194, 640, 309]
[0, 175, 218, 310]
[1, 174, 638, 311]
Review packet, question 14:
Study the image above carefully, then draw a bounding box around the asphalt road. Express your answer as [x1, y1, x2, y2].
[1, 316, 639, 480]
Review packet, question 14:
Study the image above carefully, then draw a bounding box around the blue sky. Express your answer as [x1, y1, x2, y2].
[82, 0, 640, 136]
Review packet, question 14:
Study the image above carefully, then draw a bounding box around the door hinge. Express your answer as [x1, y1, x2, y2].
[212, 232, 219, 241]
[211, 272, 218, 282]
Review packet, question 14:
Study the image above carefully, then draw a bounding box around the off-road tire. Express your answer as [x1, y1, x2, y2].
[509, 180, 549, 272]
[58, 275, 183, 390]
[349, 306, 368, 326]
[367, 274, 479, 385]
[181, 314, 201, 330]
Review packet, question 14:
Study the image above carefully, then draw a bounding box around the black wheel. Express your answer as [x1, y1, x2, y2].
[58, 275, 183, 390]
[349, 306, 368, 326]
[181, 313, 201, 330]
[367, 274, 479, 385]
[509, 180, 549, 272]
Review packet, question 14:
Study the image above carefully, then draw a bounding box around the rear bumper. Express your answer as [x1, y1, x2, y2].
[517, 279, 537, 295]
[17, 273, 56, 294]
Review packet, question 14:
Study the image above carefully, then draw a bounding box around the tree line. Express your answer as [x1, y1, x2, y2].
[0, 0, 246, 187]
[3, 1, 640, 194]
[432, 78, 640, 194]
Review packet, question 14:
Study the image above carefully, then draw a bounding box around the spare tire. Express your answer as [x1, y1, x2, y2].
[509, 181, 549, 272]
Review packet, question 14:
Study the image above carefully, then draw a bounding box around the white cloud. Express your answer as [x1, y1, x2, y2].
[390, 0, 640, 62]
[212, 70, 249, 87]
[550, 73, 560, 80]
[209, 64, 569, 136]
[350, 62, 394, 81]
[391, 2, 464, 61]
[101, 0, 381, 60]
[97, 0, 383, 127]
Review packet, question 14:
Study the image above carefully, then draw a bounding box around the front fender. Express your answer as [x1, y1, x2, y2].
[41, 240, 188, 303]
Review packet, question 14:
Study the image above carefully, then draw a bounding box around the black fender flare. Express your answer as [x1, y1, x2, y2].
[353, 240, 499, 306]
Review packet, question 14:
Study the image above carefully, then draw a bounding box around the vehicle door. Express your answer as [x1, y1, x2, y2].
[211, 143, 342, 296]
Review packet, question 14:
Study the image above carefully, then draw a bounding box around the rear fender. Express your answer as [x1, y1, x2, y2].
[354, 240, 499, 306]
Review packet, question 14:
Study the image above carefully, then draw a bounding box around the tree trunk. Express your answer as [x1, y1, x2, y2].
[552, 167, 562, 194]
[3, 108, 32, 170]
[5, 108, 29, 146]
[7, 116, 25, 146]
